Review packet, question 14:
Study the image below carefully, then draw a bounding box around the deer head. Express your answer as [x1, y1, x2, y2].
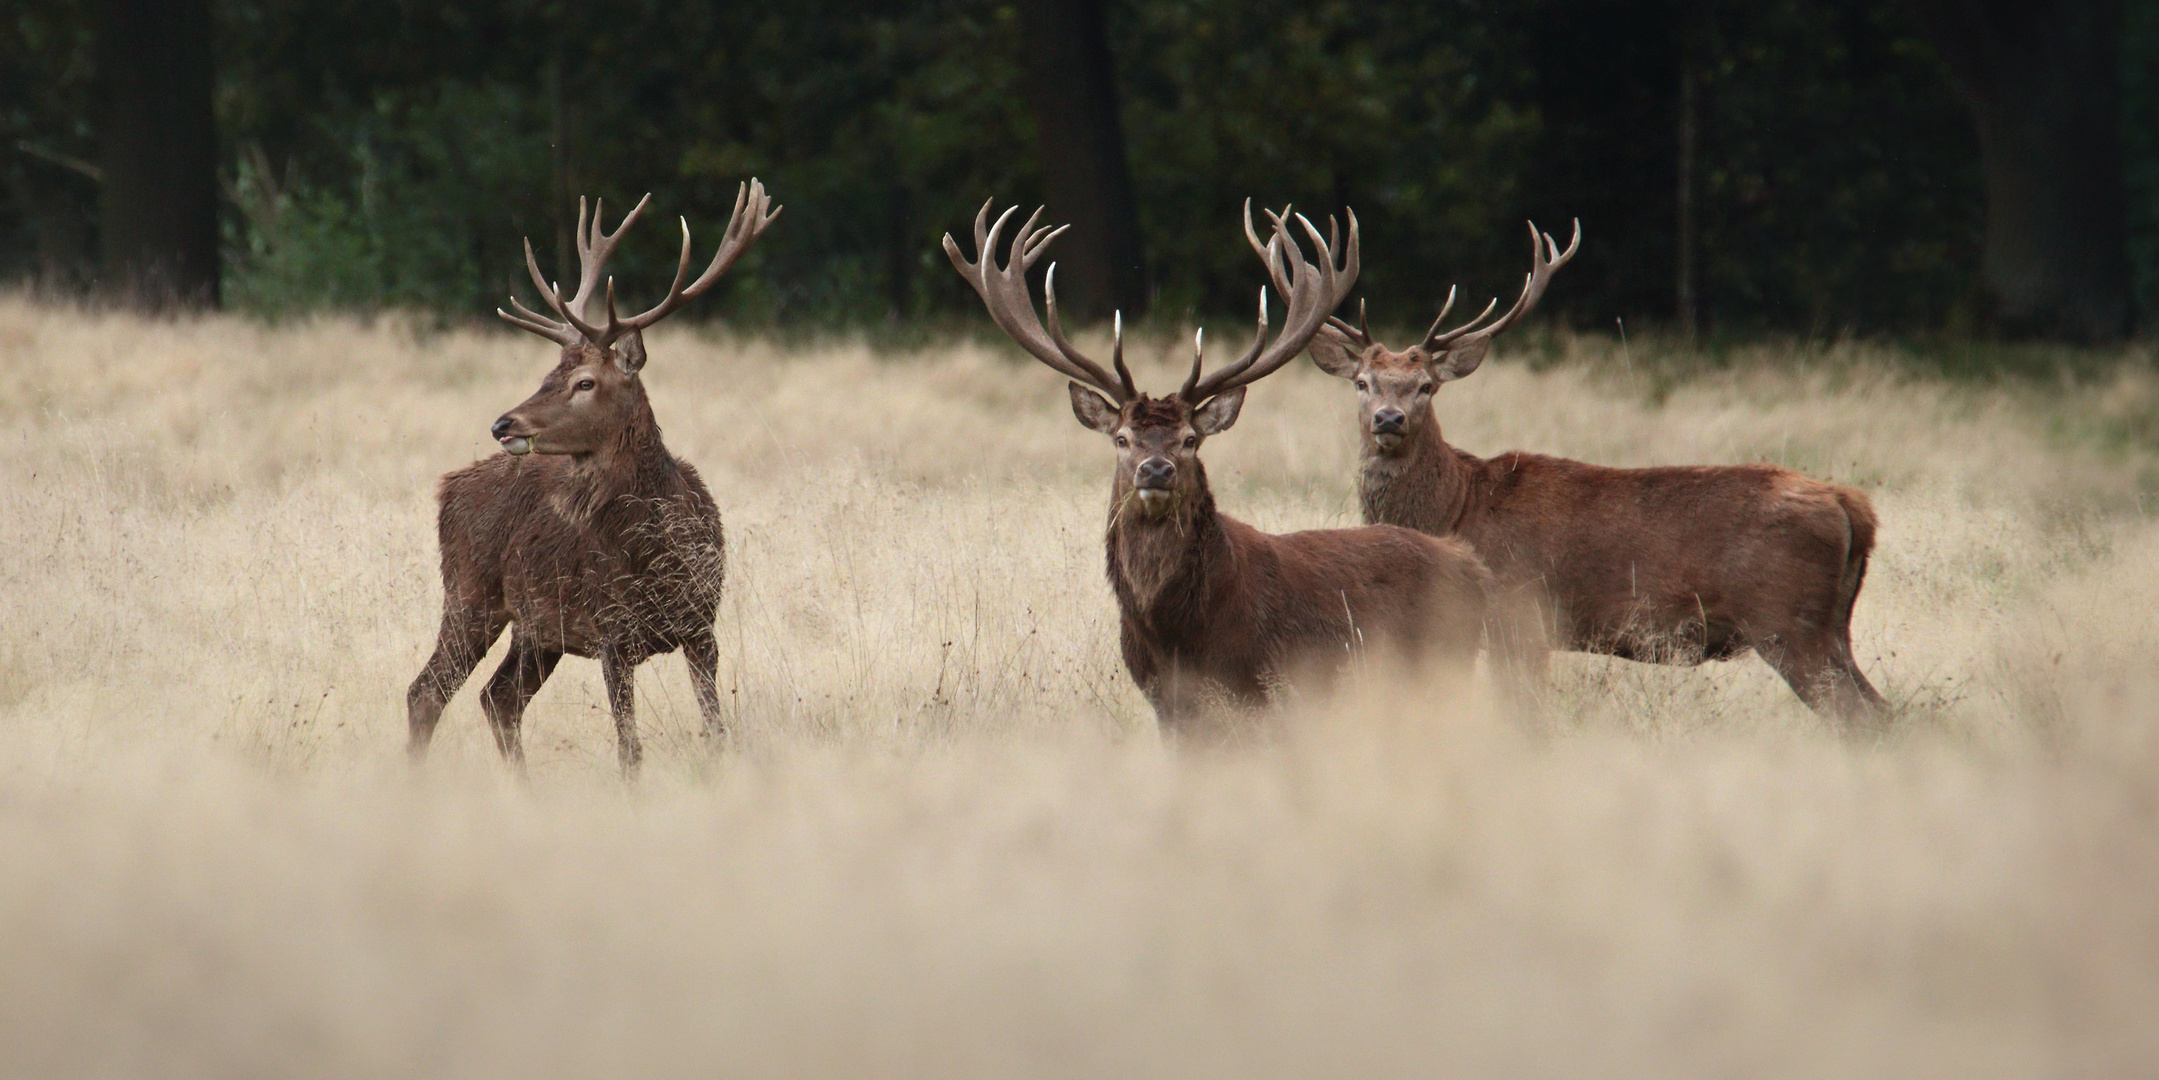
[1298, 221, 1577, 454]
[490, 180, 781, 456]
[945, 199, 1358, 520]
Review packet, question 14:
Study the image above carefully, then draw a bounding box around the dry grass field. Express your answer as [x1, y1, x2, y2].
[3, 294, 2158, 1077]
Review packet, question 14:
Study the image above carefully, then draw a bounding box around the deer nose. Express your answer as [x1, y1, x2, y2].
[491, 416, 516, 440]
[1135, 458, 1177, 489]
[1373, 409, 1406, 434]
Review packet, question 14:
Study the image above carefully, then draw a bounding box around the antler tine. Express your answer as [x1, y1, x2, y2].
[502, 293, 564, 331]
[1017, 206, 1067, 268]
[607, 179, 783, 341]
[941, 200, 1129, 402]
[1190, 211, 1328, 393]
[1243, 199, 1294, 300]
[498, 185, 780, 351]
[1431, 218, 1580, 351]
[1187, 205, 1358, 401]
[1326, 296, 1376, 347]
[1037, 262, 1127, 395]
[968, 199, 1007, 268]
[496, 293, 582, 346]
[1418, 286, 1458, 341]
[518, 235, 606, 343]
[678, 178, 782, 298]
[1044, 263, 1114, 390]
[1180, 289, 1271, 400]
[1425, 295, 1501, 349]
[1183, 327, 1204, 401]
[564, 193, 652, 326]
[1111, 310, 1137, 399]
[1421, 283, 1499, 348]
[575, 196, 590, 252]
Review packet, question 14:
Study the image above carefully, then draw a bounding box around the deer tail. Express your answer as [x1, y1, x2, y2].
[1831, 485, 1877, 638]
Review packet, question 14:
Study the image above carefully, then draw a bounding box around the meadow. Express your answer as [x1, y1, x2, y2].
[2, 295, 2157, 1076]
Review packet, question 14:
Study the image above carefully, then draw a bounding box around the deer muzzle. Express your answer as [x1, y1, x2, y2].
[1135, 458, 1176, 488]
[1133, 458, 1178, 514]
[492, 415, 534, 456]
[1372, 408, 1407, 451]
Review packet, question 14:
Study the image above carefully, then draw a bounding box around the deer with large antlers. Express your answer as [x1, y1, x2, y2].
[405, 181, 781, 773]
[946, 201, 1491, 732]
[1288, 220, 1887, 723]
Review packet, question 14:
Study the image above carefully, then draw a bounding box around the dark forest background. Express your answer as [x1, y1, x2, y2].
[3, 0, 2155, 343]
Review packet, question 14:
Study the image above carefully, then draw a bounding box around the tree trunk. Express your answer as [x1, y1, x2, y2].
[1676, 44, 1699, 345]
[1016, 0, 1147, 320]
[1909, 0, 2127, 341]
[99, 0, 218, 310]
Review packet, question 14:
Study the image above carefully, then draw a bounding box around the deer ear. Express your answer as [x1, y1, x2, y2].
[1308, 324, 1363, 378]
[1069, 383, 1122, 433]
[1193, 385, 1246, 436]
[614, 330, 649, 374]
[1434, 338, 1491, 382]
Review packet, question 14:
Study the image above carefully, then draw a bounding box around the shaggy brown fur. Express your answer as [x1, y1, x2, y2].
[948, 197, 1490, 734]
[1311, 329, 1887, 724]
[404, 341, 727, 771]
[406, 185, 774, 773]
[1086, 392, 1491, 734]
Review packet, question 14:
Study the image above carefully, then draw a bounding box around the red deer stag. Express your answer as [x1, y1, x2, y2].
[1279, 218, 1887, 723]
[945, 201, 1491, 733]
[406, 181, 781, 773]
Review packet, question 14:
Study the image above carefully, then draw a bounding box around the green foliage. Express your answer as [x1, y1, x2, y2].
[4, 0, 2154, 335]
[2125, 0, 2159, 326]
[1117, 0, 1539, 320]
[1686, 1, 1982, 334]
[1519, 0, 1982, 335]
[223, 81, 552, 315]
[1, 0, 99, 285]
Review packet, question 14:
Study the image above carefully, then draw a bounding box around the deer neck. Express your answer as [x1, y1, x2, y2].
[1359, 403, 1473, 534]
[1105, 467, 1226, 626]
[558, 397, 674, 522]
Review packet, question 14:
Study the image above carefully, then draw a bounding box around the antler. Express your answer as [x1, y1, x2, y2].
[942, 201, 1137, 403]
[1423, 218, 1579, 353]
[1241, 208, 1384, 354]
[497, 179, 783, 349]
[1182, 200, 1359, 402]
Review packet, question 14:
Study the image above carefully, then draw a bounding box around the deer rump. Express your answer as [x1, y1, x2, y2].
[1399, 451, 1876, 675]
[434, 451, 725, 664]
[1308, 218, 1885, 722]
[1113, 514, 1492, 715]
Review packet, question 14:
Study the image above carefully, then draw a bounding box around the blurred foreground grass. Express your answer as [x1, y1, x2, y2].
[0, 297, 2155, 1077]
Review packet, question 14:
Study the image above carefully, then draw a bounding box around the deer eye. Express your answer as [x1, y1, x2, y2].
[1114, 435, 1129, 448]
[1183, 435, 1197, 449]
[574, 378, 596, 392]
[1418, 383, 1435, 395]
[1354, 379, 1369, 392]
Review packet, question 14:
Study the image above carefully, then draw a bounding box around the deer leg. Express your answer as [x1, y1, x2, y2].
[1816, 632, 1890, 728]
[1492, 639, 1554, 719]
[478, 633, 559, 768]
[1485, 590, 1555, 719]
[1759, 634, 1889, 730]
[406, 607, 507, 762]
[1147, 660, 1208, 735]
[683, 630, 728, 743]
[601, 650, 643, 777]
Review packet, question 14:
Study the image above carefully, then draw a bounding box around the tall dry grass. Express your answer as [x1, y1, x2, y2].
[2, 295, 2157, 1077]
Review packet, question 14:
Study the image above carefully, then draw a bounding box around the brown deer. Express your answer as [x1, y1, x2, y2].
[945, 201, 1492, 733]
[1285, 218, 1888, 723]
[405, 181, 781, 773]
